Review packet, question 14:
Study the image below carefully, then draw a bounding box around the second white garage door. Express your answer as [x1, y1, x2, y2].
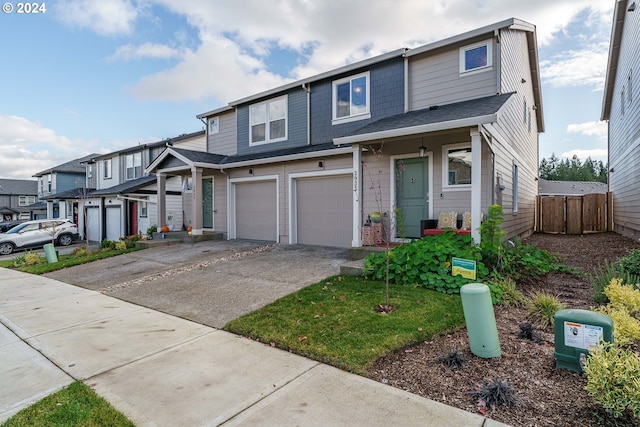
[235, 180, 277, 241]
[295, 175, 353, 247]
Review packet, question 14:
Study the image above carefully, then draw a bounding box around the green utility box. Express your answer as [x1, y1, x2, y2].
[43, 243, 58, 263]
[460, 283, 501, 358]
[554, 309, 613, 373]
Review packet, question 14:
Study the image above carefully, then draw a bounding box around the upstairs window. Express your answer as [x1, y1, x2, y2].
[47, 174, 52, 193]
[209, 116, 220, 134]
[125, 152, 142, 180]
[460, 40, 492, 74]
[332, 71, 370, 123]
[18, 195, 36, 206]
[443, 143, 472, 188]
[249, 95, 287, 145]
[103, 159, 112, 179]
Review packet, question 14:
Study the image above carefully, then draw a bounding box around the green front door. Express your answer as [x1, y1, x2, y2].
[395, 157, 429, 238]
[202, 178, 213, 229]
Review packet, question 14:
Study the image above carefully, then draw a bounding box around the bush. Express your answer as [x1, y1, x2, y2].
[122, 234, 141, 248]
[480, 205, 506, 268]
[13, 251, 43, 267]
[115, 240, 127, 250]
[527, 292, 565, 329]
[493, 276, 526, 306]
[71, 246, 90, 257]
[590, 260, 621, 303]
[616, 249, 640, 278]
[364, 231, 488, 295]
[471, 379, 517, 411]
[605, 278, 640, 315]
[100, 239, 116, 250]
[594, 305, 640, 346]
[501, 240, 571, 283]
[584, 341, 640, 419]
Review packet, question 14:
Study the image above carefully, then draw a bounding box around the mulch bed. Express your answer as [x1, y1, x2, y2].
[367, 232, 640, 427]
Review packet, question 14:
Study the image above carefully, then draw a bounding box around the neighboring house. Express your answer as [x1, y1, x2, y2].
[149, 18, 543, 247]
[602, 0, 640, 239]
[81, 131, 205, 242]
[34, 154, 98, 223]
[0, 179, 39, 221]
[538, 179, 608, 196]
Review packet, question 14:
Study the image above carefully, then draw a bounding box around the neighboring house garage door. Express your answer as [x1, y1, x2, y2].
[235, 181, 277, 241]
[86, 206, 100, 242]
[106, 207, 122, 241]
[296, 175, 353, 247]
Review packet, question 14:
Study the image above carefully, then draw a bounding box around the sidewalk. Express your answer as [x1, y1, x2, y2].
[0, 268, 508, 426]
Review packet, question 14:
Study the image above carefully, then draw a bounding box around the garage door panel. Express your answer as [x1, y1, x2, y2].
[106, 207, 121, 241]
[235, 181, 277, 241]
[296, 175, 352, 247]
[86, 207, 100, 242]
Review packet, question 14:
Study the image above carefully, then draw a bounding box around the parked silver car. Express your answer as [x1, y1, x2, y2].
[0, 219, 79, 255]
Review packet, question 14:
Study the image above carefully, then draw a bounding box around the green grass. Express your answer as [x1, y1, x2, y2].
[0, 248, 142, 274]
[1, 381, 134, 427]
[224, 275, 465, 375]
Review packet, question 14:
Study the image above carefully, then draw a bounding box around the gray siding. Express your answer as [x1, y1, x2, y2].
[609, 5, 640, 237]
[236, 89, 308, 156]
[311, 58, 405, 144]
[409, 37, 498, 111]
[208, 111, 237, 156]
[56, 173, 85, 192]
[486, 29, 539, 239]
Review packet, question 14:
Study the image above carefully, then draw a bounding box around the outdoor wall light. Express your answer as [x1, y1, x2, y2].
[249, 168, 254, 175]
[419, 145, 428, 158]
[628, 2, 636, 12]
[318, 160, 324, 168]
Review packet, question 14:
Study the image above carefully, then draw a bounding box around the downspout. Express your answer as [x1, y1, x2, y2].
[302, 83, 311, 145]
[495, 29, 501, 94]
[404, 53, 409, 112]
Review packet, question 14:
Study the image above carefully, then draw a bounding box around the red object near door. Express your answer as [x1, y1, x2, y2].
[129, 201, 138, 235]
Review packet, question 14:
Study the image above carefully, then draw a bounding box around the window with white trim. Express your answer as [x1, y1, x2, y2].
[47, 174, 52, 193]
[103, 159, 112, 179]
[459, 40, 492, 74]
[140, 199, 148, 218]
[125, 152, 142, 180]
[249, 95, 288, 145]
[18, 195, 36, 206]
[332, 71, 370, 123]
[443, 143, 472, 188]
[209, 116, 220, 134]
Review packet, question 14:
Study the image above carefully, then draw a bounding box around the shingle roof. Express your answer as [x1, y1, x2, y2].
[0, 179, 37, 195]
[90, 175, 157, 196]
[33, 154, 98, 177]
[538, 179, 608, 196]
[341, 93, 514, 139]
[40, 187, 95, 200]
[171, 148, 227, 164]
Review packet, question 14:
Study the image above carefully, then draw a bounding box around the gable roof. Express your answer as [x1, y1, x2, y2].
[90, 175, 157, 196]
[39, 187, 95, 201]
[91, 130, 205, 161]
[333, 93, 514, 145]
[33, 154, 98, 177]
[539, 179, 608, 196]
[0, 179, 37, 195]
[601, 0, 628, 120]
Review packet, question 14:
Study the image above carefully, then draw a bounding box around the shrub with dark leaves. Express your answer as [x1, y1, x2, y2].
[436, 351, 466, 369]
[471, 379, 517, 411]
[518, 322, 544, 343]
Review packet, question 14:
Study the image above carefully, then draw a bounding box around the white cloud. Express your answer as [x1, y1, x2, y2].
[57, 0, 138, 36]
[0, 115, 96, 179]
[540, 42, 609, 89]
[109, 43, 182, 61]
[567, 121, 608, 140]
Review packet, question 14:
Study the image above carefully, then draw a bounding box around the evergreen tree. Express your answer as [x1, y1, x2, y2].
[539, 154, 607, 183]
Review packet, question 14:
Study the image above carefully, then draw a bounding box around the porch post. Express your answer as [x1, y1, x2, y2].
[156, 173, 166, 230]
[352, 144, 362, 247]
[191, 168, 203, 235]
[471, 129, 482, 244]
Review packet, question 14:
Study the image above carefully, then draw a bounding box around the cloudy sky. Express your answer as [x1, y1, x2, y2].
[0, 0, 613, 180]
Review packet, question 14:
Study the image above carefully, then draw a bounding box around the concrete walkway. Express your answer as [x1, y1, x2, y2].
[0, 268, 508, 426]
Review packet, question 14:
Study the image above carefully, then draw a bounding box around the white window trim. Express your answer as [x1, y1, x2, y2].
[332, 71, 371, 125]
[459, 40, 493, 75]
[18, 195, 35, 206]
[209, 116, 220, 135]
[125, 152, 142, 181]
[512, 163, 519, 214]
[442, 142, 472, 191]
[103, 159, 112, 179]
[249, 95, 288, 146]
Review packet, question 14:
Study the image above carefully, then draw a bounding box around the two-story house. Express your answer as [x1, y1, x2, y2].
[149, 18, 543, 248]
[602, 0, 639, 239]
[34, 154, 98, 225]
[82, 131, 205, 242]
[0, 179, 39, 222]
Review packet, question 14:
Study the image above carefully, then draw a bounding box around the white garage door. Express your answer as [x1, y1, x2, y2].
[86, 207, 100, 242]
[106, 207, 121, 241]
[296, 175, 353, 247]
[235, 181, 277, 241]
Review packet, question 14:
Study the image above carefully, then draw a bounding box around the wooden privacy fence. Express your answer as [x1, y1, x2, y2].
[536, 193, 612, 234]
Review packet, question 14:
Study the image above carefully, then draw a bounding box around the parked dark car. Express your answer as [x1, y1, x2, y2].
[0, 219, 79, 255]
[0, 219, 26, 233]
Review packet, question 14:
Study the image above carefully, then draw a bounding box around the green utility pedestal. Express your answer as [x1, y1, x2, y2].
[460, 283, 501, 358]
[43, 243, 58, 263]
[554, 309, 613, 372]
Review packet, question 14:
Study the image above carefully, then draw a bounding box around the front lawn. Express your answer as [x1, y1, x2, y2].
[224, 275, 465, 375]
[1, 381, 134, 427]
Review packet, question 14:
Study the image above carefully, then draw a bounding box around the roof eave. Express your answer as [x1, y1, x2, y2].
[601, 0, 627, 120]
[196, 106, 235, 120]
[333, 114, 498, 145]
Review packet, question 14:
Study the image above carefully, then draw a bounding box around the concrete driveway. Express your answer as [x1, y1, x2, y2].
[44, 240, 353, 328]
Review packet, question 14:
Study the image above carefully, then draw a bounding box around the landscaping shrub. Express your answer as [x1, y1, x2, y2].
[71, 246, 91, 257]
[604, 278, 640, 315]
[590, 260, 621, 303]
[500, 239, 570, 283]
[493, 276, 526, 306]
[527, 292, 565, 329]
[616, 249, 640, 278]
[115, 241, 127, 250]
[364, 231, 488, 295]
[594, 305, 640, 346]
[123, 234, 141, 248]
[101, 239, 116, 250]
[471, 379, 517, 411]
[437, 351, 466, 369]
[13, 251, 42, 267]
[584, 341, 640, 419]
[479, 205, 506, 268]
